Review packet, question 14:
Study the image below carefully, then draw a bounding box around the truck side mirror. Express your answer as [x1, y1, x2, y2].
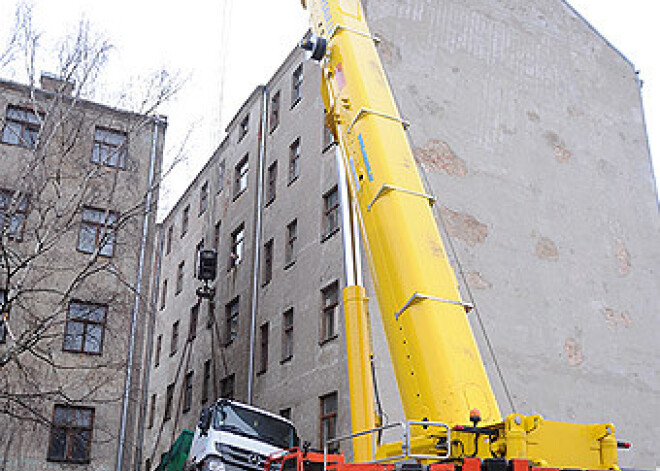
[199, 408, 212, 436]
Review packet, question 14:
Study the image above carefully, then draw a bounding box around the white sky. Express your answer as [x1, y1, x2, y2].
[0, 0, 658, 210]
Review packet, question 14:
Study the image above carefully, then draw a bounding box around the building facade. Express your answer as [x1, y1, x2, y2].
[0, 74, 165, 471]
[144, 0, 658, 469]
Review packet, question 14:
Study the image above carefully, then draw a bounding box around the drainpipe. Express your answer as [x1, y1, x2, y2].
[116, 116, 164, 471]
[247, 88, 268, 404]
[133, 223, 164, 471]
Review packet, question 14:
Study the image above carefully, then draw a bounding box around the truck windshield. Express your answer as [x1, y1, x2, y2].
[213, 403, 297, 449]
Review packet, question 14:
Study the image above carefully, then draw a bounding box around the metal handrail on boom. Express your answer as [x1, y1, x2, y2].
[322, 420, 451, 470]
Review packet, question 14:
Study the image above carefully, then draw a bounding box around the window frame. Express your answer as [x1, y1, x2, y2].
[92, 126, 127, 169]
[258, 322, 269, 374]
[229, 224, 245, 269]
[181, 205, 190, 237]
[199, 181, 209, 215]
[202, 359, 211, 404]
[1, 105, 41, 148]
[270, 90, 281, 132]
[164, 383, 175, 421]
[183, 371, 194, 413]
[154, 334, 162, 368]
[262, 238, 274, 285]
[160, 279, 168, 310]
[285, 219, 298, 267]
[319, 392, 338, 453]
[47, 405, 95, 464]
[288, 138, 301, 184]
[234, 155, 249, 199]
[322, 186, 340, 240]
[77, 206, 118, 257]
[189, 303, 199, 341]
[148, 394, 156, 429]
[281, 308, 294, 363]
[266, 161, 278, 205]
[170, 320, 179, 356]
[291, 64, 303, 107]
[166, 226, 173, 255]
[225, 297, 239, 345]
[62, 301, 108, 355]
[0, 188, 29, 241]
[238, 114, 249, 141]
[320, 281, 339, 343]
[176, 261, 184, 295]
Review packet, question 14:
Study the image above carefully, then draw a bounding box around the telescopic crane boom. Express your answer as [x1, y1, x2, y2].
[299, 1, 622, 469]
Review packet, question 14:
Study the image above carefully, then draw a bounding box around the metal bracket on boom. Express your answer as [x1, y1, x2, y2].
[396, 292, 473, 320]
[367, 183, 435, 212]
[347, 106, 410, 134]
[328, 24, 380, 44]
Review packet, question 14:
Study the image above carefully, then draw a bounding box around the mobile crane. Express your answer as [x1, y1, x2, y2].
[292, 0, 626, 470]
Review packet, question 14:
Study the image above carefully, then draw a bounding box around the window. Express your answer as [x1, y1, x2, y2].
[259, 322, 269, 374]
[171, 320, 179, 356]
[166, 226, 173, 255]
[229, 224, 244, 269]
[279, 408, 291, 420]
[2, 105, 40, 148]
[160, 279, 168, 310]
[47, 405, 94, 463]
[199, 181, 209, 215]
[291, 64, 303, 106]
[92, 127, 127, 168]
[0, 189, 29, 240]
[63, 301, 107, 355]
[234, 155, 249, 198]
[148, 394, 156, 429]
[270, 91, 281, 132]
[183, 371, 194, 413]
[220, 374, 235, 399]
[285, 219, 297, 267]
[218, 160, 226, 193]
[262, 239, 273, 285]
[164, 383, 175, 421]
[321, 282, 339, 342]
[214, 221, 221, 250]
[77, 207, 117, 257]
[181, 205, 190, 237]
[189, 303, 199, 341]
[322, 187, 339, 239]
[266, 161, 277, 205]
[0, 289, 6, 344]
[176, 261, 184, 294]
[202, 359, 211, 404]
[288, 138, 300, 183]
[239, 114, 249, 141]
[320, 392, 338, 452]
[282, 308, 293, 362]
[323, 114, 335, 150]
[154, 335, 162, 368]
[225, 297, 239, 344]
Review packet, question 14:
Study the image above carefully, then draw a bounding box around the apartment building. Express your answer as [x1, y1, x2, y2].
[144, 0, 659, 468]
[0, 74, 164, 471]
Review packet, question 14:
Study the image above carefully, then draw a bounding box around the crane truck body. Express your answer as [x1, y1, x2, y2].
[184, 399, 299, 471]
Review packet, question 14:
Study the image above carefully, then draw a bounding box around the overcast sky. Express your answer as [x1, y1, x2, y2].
[0, 0, 657, 210]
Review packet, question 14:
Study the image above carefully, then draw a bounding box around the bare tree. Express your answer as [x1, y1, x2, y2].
[0, 6, 185, 470]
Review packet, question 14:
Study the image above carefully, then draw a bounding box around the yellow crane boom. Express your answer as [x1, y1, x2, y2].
[300, 0, 621, 469]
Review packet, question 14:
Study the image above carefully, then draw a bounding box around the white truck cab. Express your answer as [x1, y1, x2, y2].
[188, 399, 298, 471]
